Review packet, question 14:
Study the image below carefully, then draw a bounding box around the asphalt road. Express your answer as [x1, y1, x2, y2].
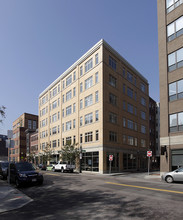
[1, 171, 183, 220]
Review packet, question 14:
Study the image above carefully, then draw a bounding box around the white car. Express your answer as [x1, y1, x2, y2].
[161, 167, 183, 183]
[52, 161, 75, 173]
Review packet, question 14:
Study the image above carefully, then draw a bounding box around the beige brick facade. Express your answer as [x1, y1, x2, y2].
[39, 40, 149, 173]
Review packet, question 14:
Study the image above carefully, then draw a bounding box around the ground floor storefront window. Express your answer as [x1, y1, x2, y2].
[172, 149, 183, 170]
[82, 152, 99, 172]
[123, 153, 137, 170]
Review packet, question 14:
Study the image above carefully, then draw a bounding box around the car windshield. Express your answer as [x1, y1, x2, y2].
[16, 163, 35, 171]
[177, 167, 183, 172]
[1, 162, 9, 168]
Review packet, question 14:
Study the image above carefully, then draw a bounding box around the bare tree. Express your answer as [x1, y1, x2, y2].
[61, 142, 80, 165]
[0, 105, 6, 124]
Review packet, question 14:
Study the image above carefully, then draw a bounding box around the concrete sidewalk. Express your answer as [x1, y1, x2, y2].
[0, 179, 33, 213]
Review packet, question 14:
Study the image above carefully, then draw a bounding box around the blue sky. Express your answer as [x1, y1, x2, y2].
[0, 0, 159, 135]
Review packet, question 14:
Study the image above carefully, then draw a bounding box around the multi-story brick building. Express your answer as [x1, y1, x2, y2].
[157, 0, 183, 173]
[39, 39, 149, 173]
[11, 113, 38, 162]
[0, 134, 8, 161]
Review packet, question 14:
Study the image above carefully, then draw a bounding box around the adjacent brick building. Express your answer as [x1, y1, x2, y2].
[10, 113, 38, 162]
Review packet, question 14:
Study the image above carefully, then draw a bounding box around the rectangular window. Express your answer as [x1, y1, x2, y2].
[109, 131, 117, 142]
[95, 72, 98, 83]
[95, 53, 98, 65]
[52, 126, 57, 135]
[85, 58, 93, 73]
[80, 66, 83, 76]
[52, 100, 57, 109]
[62, 138, 64, 146]
[66, 121, 72, 131]
[62, 81, 65, 89]
[73, 119, 76, 129]
[127, 103, 133, 114]
[73, 103, 76, 113]
[58, 125, 60, 133]
[109, 56, 116, 71]
[167, 16, 183, 41]
[85, 132, 93, 142]
[73, 136, 76, 144]
[109, 93, 117, 105]
[95, 91, 99, 102]
[127, 87, 133, 98]
[73, 87, 76, 97]
[127, 120, 133, 129]
[66, 137, 71, 145]
[127, 136, 133, 145]
[109, 112, 117, 124]
[73, 71, 76, 81]
[66, 90, 72, 101]
[85, 94, 93, 107]
[80, 116, 83, 126]
[66, 105, 72, 116]
[85, 113, 93, 125]
[62, 95, 64, 103]
[62, 109, 64, 117]
[52, 113, 57, 122]
[141, 139, 146, 147]
[96, 130, 99, 141]
[134, 138, 138, 146]
[123, 118, 126, 127]
[66, 75, 72, 87]
[62, 123, 64, 132]
[169, 112, 183, 132]
[80, 134, 83, 144]
[58, 139, 60, 147]
[53, 87, 57, 97]
[28, 120, 32, 129]
[141, 125, 146, 134]
[169, 79, 183, 101]
[33, 121, 36, 129]
[127, 72, 133, 83]
[141, 111, 146, 120]
[109, 74, 117, 88]
[85, 76, 93, 90]
[141, 97, 146, 106]
[95, 110, 99, 121]
[168, 48, 183, 72]
[80, 82, 83, 93]
[58, 98, 60, 106]
[166, 0, 183, 13]
[58, 111, 60, 120]
[80, 99, 83, 109]
[123, 68, 125, 77]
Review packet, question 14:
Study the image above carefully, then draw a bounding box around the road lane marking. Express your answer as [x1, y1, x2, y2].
[44, 173, 61, 176]
[106, 182, 183, 195]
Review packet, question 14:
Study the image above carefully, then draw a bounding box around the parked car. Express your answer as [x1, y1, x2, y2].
[52, 161, 75, 173]
[9, 162, 43, 187]
[38, 164, 47, 170]
[0, 161, 9, 179]
[161, 167, 183, 183]
[46, 164, 54, 171]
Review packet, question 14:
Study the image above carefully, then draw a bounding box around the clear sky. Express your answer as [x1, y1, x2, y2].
[0, 0, 159, 135]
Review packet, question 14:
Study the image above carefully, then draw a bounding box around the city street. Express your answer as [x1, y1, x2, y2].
[1, 171, 183, 219]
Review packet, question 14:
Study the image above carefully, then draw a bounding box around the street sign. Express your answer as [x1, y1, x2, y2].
[147, 151, 152, 157]
[109, 155, 113, 161]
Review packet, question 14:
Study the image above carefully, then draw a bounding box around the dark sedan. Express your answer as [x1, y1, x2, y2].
[9, 162, 43, 187]
[0, 161, 9, 179]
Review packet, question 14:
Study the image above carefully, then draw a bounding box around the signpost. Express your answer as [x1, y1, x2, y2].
[109, 155, 113, 173]
[147, 151, 152, 175]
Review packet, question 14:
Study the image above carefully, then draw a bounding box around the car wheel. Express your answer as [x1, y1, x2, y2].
[61, 168, 64, 173]
[166, 175, 173, 183]
[15, 178, 21, 188]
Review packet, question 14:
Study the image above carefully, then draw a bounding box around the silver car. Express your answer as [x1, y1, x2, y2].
[161, 167, 183, 183]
